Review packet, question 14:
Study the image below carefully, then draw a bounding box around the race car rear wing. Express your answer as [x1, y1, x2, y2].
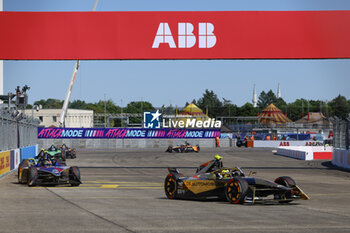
[168, 167, 185, 178]
[168, 167, 180, 174]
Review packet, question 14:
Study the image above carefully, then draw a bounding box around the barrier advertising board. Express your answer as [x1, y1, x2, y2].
[38, 128, 221, 139]
[14, 148, 20, 168]
[253, 140, 324, 148]
[20, 145, 38, 161]
[0, 151, 10, 176]
[1, 11, 350, 60]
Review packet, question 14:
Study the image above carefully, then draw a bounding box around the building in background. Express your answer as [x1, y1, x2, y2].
[25, 109, 93, 128]
[277, 83, 281, 99]
[252, 84, 257, 108]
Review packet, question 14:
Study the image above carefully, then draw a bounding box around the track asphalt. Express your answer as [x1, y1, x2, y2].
[1, 148, 350, 233]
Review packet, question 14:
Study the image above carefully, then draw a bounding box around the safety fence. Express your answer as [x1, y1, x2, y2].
[0, 145, 38, 178]
[0, 109, 40, 152]
[331, 117, 350, 170]
[332, 118, 350, 150]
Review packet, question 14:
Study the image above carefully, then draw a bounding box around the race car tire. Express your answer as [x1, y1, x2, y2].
[274, 176, 296, 203]
[27, 167, 38, 187]
[236, 141, 242, 147]
[69, 166, 81, 186]
[225, 178, 248, 204]
[166, 146, 173, 153]
[18, 160, 30, 184]
[164, 173, 178, 199]
[196, 145, 200, 152]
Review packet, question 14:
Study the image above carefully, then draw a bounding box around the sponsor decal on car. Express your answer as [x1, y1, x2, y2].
[184, 180, 217, 194]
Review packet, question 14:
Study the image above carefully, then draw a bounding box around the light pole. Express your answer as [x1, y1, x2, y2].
[31, 104, 41, 119]
[121, 99, 123, 127]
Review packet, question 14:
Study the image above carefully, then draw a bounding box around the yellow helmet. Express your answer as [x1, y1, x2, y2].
[214, 154, 222, 160]
[41, 148, 45, 151]
[222, 170, 230, 178]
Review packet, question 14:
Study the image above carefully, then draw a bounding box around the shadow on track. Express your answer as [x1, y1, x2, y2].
[156, 197, 301, 206]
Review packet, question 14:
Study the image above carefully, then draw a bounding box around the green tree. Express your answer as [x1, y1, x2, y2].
[274, 98, 287, 111]
[125, 101, 155, 113]
[329, 95, 350, 119]
[237, 102, 258, 116]
[257, 90, 277, 109]
[222, 98, 238, 117]
[34, 99, 64, 109]
[69, 100, 88, 109]
[197, 89, 223, 118]
[286, 99, 304, 121]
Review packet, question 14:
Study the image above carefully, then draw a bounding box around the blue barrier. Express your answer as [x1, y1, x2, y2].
[20, 145, 37, 161]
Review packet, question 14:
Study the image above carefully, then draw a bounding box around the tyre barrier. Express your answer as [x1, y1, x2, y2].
[332, 149, 350, 170]
[276, 146, 333, 160]
[0, 145, 38, 178]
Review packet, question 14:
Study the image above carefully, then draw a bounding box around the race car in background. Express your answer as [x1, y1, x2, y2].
[236, 138, 247, 147]
[47, 144, 66, 164]
[164, 156, 309, 204]
[60, 144, 77, 159]
[166, 142, 200, 153]
[18, 156, 81, 187]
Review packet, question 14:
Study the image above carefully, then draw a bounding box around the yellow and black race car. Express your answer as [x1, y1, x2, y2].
[166, 142, 200, 153]
[164, 155, 309, 204]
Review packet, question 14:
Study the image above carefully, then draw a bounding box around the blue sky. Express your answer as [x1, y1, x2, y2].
[3, 0, 350, 108]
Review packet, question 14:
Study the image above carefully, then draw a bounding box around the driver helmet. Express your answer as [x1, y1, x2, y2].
[221, 169, 230, 178]
[38, 148, 45, 155]
[214, 154, 222, 160]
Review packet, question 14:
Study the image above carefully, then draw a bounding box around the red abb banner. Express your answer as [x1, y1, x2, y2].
[0, 11, 350, 60]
